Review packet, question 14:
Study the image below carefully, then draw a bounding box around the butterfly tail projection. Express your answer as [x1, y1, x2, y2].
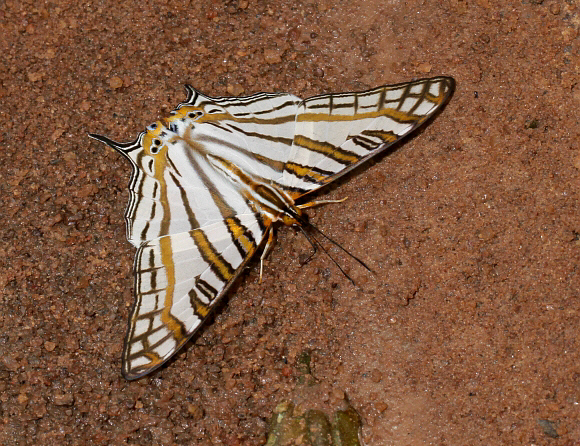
[88, 132, 143, 160]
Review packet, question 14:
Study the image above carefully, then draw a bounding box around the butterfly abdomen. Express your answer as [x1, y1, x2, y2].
[207, 153, 304, 226]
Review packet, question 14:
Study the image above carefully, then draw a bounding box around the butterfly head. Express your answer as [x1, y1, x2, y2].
[249, 183, 306, 228]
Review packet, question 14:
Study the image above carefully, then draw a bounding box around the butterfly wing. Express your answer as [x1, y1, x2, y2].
[173, 86, 302, 190]
[90, 90, 303, 378]
[282, 76, 455, 195]
[90, 90, 301, 247]
[122, 213, 266, 379]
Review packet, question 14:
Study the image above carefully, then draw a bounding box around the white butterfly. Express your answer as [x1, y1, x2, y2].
[90, 76, 454, 379]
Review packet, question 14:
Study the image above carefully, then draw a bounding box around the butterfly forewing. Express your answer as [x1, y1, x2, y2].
[89, 76, 454, 379]
[123, 212, 266, 379]
[283, 76, 454, 195]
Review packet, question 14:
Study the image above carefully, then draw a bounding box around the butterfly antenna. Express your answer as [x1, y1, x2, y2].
[296, 216, 372, 273]
[297, 226, 318, 264]
[298, 226, 356, 285]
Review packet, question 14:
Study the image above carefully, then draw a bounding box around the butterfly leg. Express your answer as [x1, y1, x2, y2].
[259, 227, 277, 284]
[298, 197, 348, 210]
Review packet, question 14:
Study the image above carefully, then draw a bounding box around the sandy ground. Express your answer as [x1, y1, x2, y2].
[1, 0, 579, 444]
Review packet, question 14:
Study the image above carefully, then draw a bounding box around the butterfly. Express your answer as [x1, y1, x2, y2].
[90, 76, 455, 379]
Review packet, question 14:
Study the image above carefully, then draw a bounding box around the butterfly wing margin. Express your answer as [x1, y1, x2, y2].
[122, 213, 267, 380]
[282, 76, 455, 195]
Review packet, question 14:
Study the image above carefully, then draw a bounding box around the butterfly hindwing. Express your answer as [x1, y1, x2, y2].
[175, 87, 302, 188]
[122, 213, 266, 379]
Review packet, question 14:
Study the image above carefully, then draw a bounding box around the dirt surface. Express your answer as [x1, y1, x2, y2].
[1, 0, 579, 444]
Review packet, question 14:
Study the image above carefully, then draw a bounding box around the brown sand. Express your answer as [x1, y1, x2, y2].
[1, 0, 579, 444]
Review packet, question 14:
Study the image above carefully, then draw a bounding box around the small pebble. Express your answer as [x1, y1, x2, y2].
[109, 76, 123, 89]
[264, 49, 282, 64]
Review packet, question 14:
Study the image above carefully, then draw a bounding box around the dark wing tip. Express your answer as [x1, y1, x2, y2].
[121, 366, 149, 381]
[436, 76, 456, 100]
